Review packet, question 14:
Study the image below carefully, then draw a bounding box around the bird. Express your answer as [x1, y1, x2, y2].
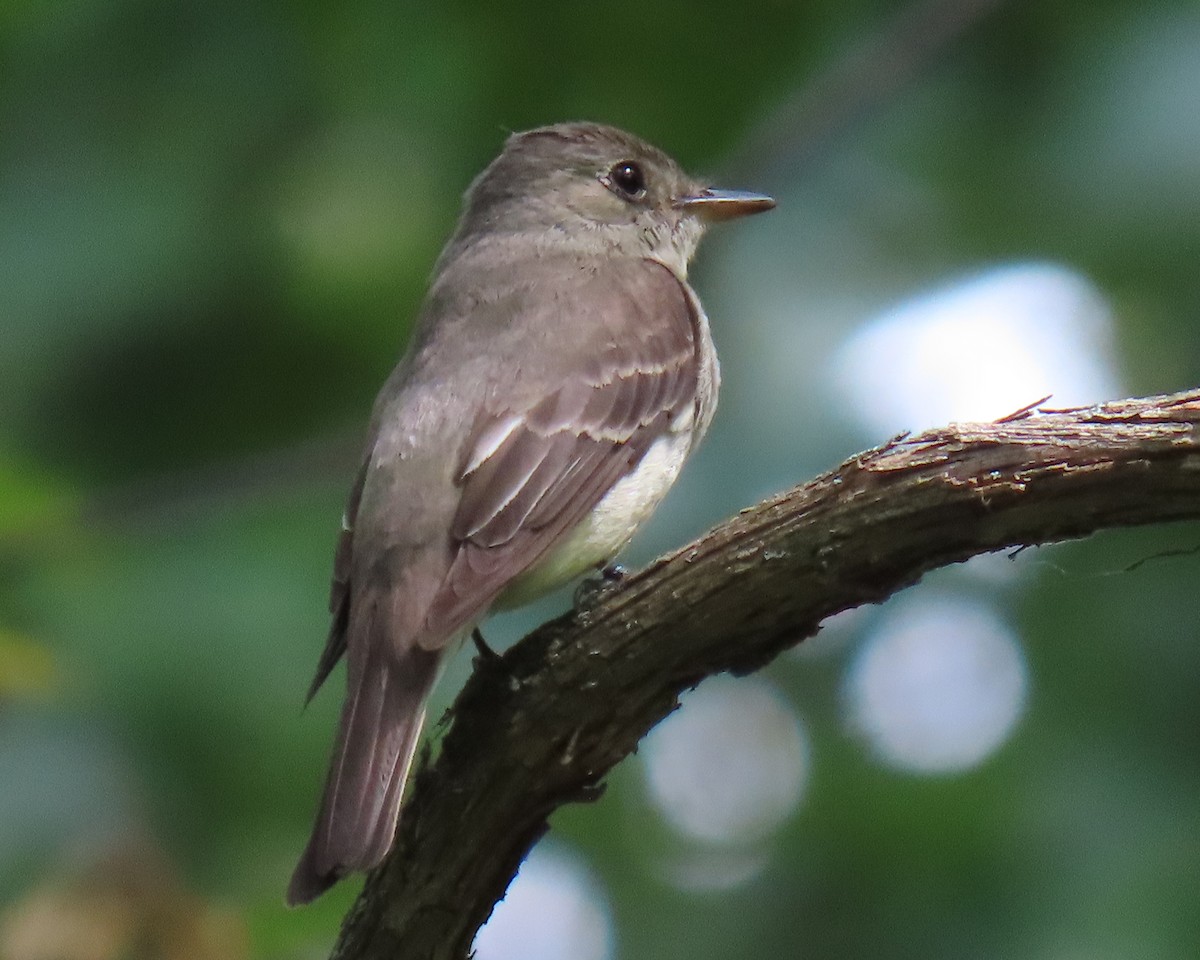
[287, 121, 774, 904]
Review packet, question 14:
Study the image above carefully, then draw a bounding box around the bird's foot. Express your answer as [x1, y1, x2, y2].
[572, 563, 627, 611]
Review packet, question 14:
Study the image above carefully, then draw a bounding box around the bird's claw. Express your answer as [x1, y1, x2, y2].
[572, 563, 627, 610]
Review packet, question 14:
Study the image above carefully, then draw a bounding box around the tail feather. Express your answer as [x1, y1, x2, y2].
[287, 639, 440, 906]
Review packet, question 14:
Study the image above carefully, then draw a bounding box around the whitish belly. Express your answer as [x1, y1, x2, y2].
[497, 430, 693, 608]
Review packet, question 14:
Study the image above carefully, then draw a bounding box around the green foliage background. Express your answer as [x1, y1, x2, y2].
[2, 0, 1198, 957]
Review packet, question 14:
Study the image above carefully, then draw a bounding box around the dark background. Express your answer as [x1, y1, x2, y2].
[2, 0, 1198, 957]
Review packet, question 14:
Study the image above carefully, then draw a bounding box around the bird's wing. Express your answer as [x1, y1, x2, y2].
[413, 257, 703, 647]
[290, 256, 703, 899]
[304, 458, 368, 703]
[305, 256, 702, 680]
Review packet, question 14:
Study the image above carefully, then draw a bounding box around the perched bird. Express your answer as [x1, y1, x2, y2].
[288, 122, 774, 904]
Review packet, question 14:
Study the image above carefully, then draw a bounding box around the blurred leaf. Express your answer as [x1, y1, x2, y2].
[0, 628, 60, 702]
[0, 456, 76, 540]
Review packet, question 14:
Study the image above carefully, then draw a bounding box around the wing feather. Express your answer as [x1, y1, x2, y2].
[417, 258, 701, 646]
[305, 458, 369, 703]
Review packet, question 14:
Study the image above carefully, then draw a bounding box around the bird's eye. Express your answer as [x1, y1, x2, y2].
[607, 160, 646, 199]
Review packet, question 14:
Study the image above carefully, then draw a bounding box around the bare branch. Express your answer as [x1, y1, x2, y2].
[328, 389, 1200, 960]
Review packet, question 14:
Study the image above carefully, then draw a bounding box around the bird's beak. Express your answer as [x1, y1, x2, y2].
[673, 188, 776, 220]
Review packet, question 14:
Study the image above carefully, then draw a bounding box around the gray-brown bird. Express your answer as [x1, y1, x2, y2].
[288, 122, 774, 904]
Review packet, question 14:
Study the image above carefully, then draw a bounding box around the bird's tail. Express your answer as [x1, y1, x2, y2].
[287, 638, 440, 905]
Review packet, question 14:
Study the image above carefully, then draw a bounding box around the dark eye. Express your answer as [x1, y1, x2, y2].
[608, 160, 646, 198]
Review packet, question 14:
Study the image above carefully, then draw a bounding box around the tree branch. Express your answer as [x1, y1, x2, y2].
[328, 389, 1200, 960]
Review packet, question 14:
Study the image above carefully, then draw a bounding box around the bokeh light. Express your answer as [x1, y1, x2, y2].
[641, 676, 809, 848]
[473, 845, 613, 960]
[844, 593, 1028, 774]
[831, 262, 1122, 437]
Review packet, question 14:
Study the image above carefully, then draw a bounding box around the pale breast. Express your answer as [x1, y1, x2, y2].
[496, 426, 694, 608]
